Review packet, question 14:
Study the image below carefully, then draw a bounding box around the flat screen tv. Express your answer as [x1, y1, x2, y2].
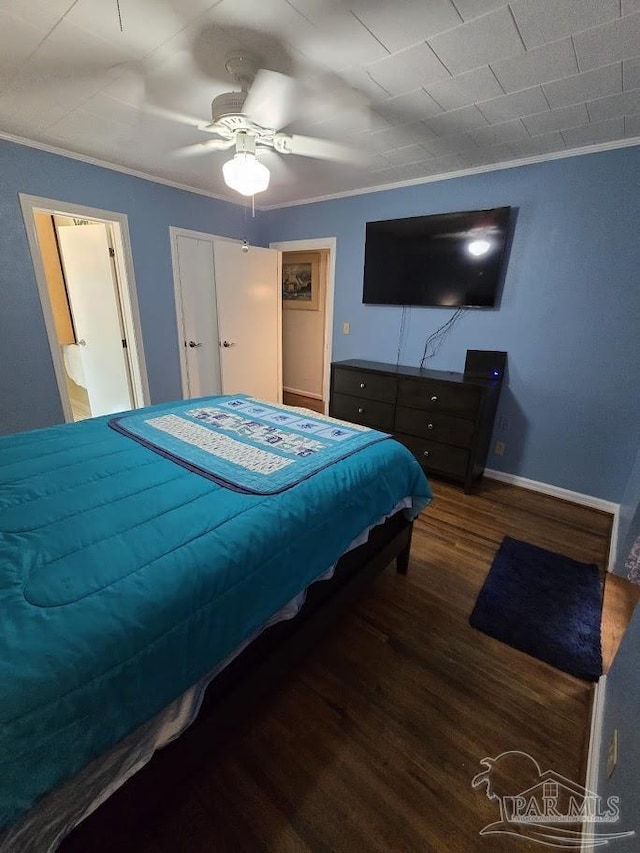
[362, 207, 512, 308]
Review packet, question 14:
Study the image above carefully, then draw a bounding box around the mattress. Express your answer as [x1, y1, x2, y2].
[0, 400, 431, 831]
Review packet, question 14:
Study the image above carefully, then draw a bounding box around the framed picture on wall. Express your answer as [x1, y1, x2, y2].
[282, 251, 320, 311]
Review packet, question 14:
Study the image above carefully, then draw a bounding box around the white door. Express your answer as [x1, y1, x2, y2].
[213, 241, 281, 403]
[56, 224, 133, 416]
[174, 234, 222, 398]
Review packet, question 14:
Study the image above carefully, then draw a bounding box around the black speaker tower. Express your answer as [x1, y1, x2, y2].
[464, 350, 507, 382]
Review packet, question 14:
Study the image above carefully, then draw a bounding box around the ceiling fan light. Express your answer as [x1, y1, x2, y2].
[222, 152, 270, 196]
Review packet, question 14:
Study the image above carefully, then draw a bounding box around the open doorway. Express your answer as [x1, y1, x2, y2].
[21, 195, 149, 422]
[271, 238, 336, 415]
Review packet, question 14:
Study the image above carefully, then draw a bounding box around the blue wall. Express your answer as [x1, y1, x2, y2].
[259, 146, 640, 502]
[614, 444, 640, 577]
[597, 443, 640, 848]
[2, 138, 639, 501]
[0, 138, 254, 436]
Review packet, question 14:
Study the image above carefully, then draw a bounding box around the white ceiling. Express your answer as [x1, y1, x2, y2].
[1, 0, 639, 206]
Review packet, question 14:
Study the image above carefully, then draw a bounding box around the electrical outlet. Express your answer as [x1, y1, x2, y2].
[494, 440, 506, 456]
[342, 322, 350, 335]
[607, 729, 618, 778]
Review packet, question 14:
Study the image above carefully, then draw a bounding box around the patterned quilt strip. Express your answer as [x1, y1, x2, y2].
[109, 396, 390, 494]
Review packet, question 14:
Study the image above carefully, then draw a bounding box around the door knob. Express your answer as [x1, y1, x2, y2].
[222, 341, 235, 348]
[187, 341, 202, 348]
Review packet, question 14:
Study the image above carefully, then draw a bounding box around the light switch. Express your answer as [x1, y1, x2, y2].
[342, 322, 350, 335]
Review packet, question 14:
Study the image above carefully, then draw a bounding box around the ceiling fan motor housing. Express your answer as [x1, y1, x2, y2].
[208, 90, 271, 138]
[211, 91, 247, 122]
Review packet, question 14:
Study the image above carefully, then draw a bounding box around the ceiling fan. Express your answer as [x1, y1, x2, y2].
[168, 53, 365, 197]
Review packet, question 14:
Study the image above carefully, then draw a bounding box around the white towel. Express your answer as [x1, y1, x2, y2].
[62, 344, 87, 388]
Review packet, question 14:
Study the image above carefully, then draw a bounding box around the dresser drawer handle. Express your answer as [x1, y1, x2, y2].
[357, 406, 365, 414]
[430, 395, 438, 402]
[423, 450, 430, 458]
[359, 382, 366, 389]
[427, 423, 434, 430]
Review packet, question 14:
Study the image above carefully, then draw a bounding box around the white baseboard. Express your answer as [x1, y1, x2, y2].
[582, 675, 607, 853]
[608, 512, 620, 574]
[484, 469, 620, 572]
[283, 386, 323, 401]
[484, 469, 619, 514]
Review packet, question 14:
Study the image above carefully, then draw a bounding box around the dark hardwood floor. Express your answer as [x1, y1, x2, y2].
[66, 478, 636, 853]
[282, 390, 325, 414]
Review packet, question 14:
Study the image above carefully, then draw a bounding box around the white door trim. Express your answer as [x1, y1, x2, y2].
[19, 194, 150, 421]
[170, 226, 241, 244]
[269, 237, 336, 414]
[169, 227, 241, 400]
[581, 676, 607, 853]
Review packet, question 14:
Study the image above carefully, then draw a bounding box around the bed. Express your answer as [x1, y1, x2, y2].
[0, 395, 431, 851]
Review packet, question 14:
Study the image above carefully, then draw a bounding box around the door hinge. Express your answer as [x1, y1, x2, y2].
[109, 247, 115, 258]
[122, 338, 127, 349]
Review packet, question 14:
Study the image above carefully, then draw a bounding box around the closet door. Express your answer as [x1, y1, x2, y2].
[213, 241, 282, 403]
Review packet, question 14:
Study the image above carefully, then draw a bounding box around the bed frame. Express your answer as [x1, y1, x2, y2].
[60, 512, 414, 851]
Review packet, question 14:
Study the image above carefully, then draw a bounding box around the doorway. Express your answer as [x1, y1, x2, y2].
[270, 238, 336, 415]
[21, 195, 149, 422]
[170, 227, 282, 404]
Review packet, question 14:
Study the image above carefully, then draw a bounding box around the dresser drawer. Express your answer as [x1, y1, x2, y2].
[396, 433, 469, 479]
[395, 406, 475, 448]
[333, 367, 397, 404]
[397, 378, 480, 418]
[330, 393, 395, 431]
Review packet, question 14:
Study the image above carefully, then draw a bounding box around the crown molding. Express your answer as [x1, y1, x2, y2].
[2, 127, 639, 214]
[0, 129, 246, 208]
[258, 135, 640, 211]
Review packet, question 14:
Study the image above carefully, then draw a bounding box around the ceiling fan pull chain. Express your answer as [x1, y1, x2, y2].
[116, 0, 123, 32]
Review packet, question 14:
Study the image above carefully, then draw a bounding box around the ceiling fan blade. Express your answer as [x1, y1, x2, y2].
[174, 139, 235, 158]
[1, 58, 137, 100]
[275, 134, 361, 163]
[139, 103, 208, 129]
[243, 69, 297, 131]
[257, 147, 296, 183]
[296, 69, 370, 124]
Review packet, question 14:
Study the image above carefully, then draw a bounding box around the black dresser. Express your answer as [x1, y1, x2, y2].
[329, 359, 504, 493]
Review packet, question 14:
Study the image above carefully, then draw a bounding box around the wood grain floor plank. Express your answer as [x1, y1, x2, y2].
[67, 477, 636, 852]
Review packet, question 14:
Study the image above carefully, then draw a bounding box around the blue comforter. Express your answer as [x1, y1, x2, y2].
[0, 400, 431, 829]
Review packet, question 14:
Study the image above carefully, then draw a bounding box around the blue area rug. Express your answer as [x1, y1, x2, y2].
[469, 537, 603, 681]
